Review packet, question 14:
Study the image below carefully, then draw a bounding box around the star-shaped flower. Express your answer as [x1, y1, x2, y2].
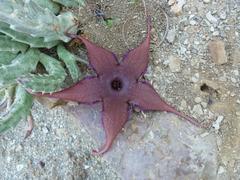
[34, 19, 201, 155]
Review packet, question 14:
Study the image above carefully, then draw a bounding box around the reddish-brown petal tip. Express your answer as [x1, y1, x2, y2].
[130, 81, 203, 128]
[27, 76, 102, 104]
[92, 98, 129, 155]
[121, 18, 151, 79]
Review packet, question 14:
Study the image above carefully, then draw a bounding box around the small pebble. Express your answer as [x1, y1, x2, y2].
[208, 40, 228, 65]
[194, 97, 202, 103]
[213, 31, 220, 36]
[166, 28, 176, 43]
[218, 166, 226, 174]
[191, 73, 200, 83]
[212, 116, 224, 130]
[206, 11, 218, 25]
[42, 127, 49, 134]
[192, 104, 203, 115]
[16, 164, 24, 171]
[219, 11, 227, 20]
[168, 55, 181, 72]
[203, 0, 211, 3]
[170, 0, 186, 16]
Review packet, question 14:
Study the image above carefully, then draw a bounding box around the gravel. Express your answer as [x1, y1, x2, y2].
[0, 101, 119, 179]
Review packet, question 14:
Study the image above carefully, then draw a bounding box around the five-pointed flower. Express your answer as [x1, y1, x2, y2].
[34, 19, 201, 155]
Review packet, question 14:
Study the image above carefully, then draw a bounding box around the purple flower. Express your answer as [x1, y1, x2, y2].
[34, 19, 201, 155]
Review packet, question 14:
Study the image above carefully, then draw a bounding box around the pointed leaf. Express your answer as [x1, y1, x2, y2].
[0, 85, 33, 133]
[0, 52, 17, 65]
[0, 35, 28, 53]
[57, 44, 80, 83]
[33, 0, 60, 14]
[0, 49, 40, 87]
[22, 52, 67, 93]
[0, 21, 59, 48]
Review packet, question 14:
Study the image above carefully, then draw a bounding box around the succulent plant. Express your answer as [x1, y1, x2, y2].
[0, 0, 84, 135]
[0, 0, 77, 43]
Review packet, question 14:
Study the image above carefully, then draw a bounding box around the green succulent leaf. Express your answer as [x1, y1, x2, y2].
[0, 85, 33, 133]
[0, 35, 28, 53]
[0, 22, 59, 48]
[33, 0, 60, 14]
[0, 0, 77, 43]
[53, 0, 85, 7]
[57, 44, 80, 83]
[0, 52, 18, 65]
[0, 49, 40, 87]
[22, 52, 67, 93]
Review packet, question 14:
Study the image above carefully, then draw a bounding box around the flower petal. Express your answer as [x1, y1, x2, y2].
[129, 81, 201, 127]
[121, 19, 151, 79]
[33, 76, 102, 104]
[73, 35, 118, 75]
[93, 98, 129, 155]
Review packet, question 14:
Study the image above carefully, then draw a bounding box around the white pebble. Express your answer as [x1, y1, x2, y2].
[192, 104, 203, 115]
[206, 11, 218, 25]
[212, 116, 224, 130]
[194, 97, 202, 103]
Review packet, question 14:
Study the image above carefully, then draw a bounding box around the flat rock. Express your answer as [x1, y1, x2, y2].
[208, 40, 228, 65]
[66, 104, 218, 179]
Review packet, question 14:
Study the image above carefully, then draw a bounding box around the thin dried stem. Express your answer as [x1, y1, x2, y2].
[24, 113, 34, 139]
[158, 6, 169, 46]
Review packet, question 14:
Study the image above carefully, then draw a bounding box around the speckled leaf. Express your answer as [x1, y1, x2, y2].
[52, 0, 85, 7]
[0, 35, 28, 53]
[0, 0, 77, 42]
[0, 22, 59, 48]
[0, 85, 33, 133]
[22, 52, 67, 93]
[33, 0, 60, 14]
[57, 44, 80, 83]
[0, 49, 40, 87]
[0, 52, 17, 65]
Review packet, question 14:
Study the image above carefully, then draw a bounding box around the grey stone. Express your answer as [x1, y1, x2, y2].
[67, 104, 218, 179]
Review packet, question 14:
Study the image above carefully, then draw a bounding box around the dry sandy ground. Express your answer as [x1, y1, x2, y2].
[0, 0, 239, 179]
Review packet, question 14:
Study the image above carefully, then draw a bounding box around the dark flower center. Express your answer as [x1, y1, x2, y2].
[111, 78, 123, 91]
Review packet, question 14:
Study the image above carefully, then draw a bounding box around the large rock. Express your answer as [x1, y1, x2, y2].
[67, 104, 218, 179]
